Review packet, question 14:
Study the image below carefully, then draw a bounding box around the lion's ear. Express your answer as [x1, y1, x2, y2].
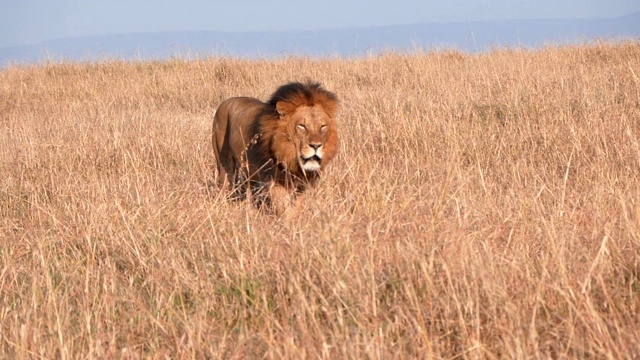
[317, 94, 338, 119]
[321, 102, 338, 119]
[275, 101, 295, 118]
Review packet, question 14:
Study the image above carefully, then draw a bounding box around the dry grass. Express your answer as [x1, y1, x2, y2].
[1, 42, 640, 359]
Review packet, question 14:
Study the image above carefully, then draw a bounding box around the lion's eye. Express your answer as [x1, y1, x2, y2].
[297, 124, 306, 131]
[320, 125, 328, 132]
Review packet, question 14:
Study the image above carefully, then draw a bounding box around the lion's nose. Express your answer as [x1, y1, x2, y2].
[309, 143, 322, 151]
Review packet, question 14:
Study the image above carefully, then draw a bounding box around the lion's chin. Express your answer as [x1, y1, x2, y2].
[300, 156, 322, 172]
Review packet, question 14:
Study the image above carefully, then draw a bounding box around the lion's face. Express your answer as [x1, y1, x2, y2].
[274, 102, 338, 174]
[292, 105, 335, 172]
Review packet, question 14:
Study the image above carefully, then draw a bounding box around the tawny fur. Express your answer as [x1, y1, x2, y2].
[212, 81, 339, 214]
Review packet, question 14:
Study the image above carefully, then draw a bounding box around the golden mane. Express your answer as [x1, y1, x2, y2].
[267, 80, 338, 118]
[258, 81, 339, 177]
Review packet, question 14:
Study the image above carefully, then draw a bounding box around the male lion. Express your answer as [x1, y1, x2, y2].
[212, 81, 339, 214]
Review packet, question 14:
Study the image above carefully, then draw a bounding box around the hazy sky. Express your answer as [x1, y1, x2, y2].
[1, 0, 639, 47]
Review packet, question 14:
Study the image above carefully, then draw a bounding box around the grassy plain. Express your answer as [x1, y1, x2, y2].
[1, 42, 640, 358]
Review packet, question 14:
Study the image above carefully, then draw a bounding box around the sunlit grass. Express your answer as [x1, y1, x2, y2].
[1, 42, 640, 358]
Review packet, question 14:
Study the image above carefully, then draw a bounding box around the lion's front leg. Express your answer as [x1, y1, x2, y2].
[227, 162, 249, 201]
[267, 182, 294, 216]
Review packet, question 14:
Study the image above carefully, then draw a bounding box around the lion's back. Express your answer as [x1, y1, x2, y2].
[214, 97, 265, 130]
[213, 96, 267, 155]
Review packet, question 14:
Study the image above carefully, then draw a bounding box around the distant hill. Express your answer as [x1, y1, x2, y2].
[1, 12, 639, 66]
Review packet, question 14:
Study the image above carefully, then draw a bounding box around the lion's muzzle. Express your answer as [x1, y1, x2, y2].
[300, 145, 323, 172]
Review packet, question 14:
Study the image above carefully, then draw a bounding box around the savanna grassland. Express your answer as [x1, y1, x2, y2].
[1, 42, 640, 359]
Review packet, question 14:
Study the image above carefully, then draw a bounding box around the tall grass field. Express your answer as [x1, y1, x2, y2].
[1, 42, 640, 358]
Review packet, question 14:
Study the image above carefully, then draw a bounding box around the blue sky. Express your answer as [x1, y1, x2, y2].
[1, 0, 639, 47]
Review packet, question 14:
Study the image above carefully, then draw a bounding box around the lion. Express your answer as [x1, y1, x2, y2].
[212, 80, 339, 214]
